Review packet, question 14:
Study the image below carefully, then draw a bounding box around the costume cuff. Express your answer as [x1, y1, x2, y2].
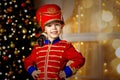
[28, 66, 37, 75]
[64, 66, 72, 78]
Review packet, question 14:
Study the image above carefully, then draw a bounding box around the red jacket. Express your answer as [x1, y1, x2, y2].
[24, 38, 85, 80]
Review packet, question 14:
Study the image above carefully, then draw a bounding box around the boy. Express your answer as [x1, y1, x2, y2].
[24, 4, 85, 80]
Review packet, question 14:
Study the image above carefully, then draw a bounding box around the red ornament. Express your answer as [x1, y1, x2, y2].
[21, 3, 26, 7]
[7, 18, 12, 23]
[7, 7, 13, 13]
[24, 19, 29, 25]
[35, 33, 40, 38]
[2, 56, 8, 61]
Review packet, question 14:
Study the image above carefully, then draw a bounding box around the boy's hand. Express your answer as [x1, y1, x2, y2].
[59, 71, 66, 78]
[32, 70, 41, 79]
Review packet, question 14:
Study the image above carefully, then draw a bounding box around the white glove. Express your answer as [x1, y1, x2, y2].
[59, 71, 66, 78]
[31, 70, 41, 79]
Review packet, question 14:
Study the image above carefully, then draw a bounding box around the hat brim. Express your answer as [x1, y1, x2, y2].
[44, 19, 64, 26]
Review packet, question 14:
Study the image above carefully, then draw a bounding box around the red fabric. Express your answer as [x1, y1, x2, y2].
[36, 4, 64, 31]
[24, 40, 85, 80]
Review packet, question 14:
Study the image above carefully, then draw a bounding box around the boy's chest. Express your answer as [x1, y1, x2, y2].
[35, 45, 67, 62]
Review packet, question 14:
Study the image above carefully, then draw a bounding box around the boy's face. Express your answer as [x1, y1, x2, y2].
[44, 21, 63, 41]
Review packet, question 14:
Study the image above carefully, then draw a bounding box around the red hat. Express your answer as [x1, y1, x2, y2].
[36, 4, 64, 31]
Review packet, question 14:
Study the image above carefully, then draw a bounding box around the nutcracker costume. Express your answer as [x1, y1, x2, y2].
[24, 4, 85, 80]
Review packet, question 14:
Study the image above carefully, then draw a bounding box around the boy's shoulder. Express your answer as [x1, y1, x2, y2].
[59, 40, 71, 44]
[59, 40, 74, 48]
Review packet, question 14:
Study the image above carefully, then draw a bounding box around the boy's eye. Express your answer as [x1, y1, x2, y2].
[47, 24, 52, 27]
[46, 23, 61, 27]
[55, 23, 61, 26]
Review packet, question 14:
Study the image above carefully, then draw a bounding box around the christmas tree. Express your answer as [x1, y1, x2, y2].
[0, 0, 41, 79]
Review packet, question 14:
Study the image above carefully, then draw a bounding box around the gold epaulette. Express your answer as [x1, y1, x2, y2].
[59, 40, 71, 44]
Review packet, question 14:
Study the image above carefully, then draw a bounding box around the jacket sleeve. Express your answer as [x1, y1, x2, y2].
[24, 46, 37, 74]
[64, 43, 85, 77]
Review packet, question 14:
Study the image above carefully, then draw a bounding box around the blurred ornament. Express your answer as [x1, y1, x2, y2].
[22, 28, 27, 34]
[22, 56, 25, 62]
[15, 19, 18, 23]
[19, 65, 22, 68]
[17, 60, 21, 63]
[29, 47, 32, 51]
[111, 58, 120, 74]
[29, 21, 32, 24]
[18, 24, 23, 28]
[14, 49, 19, 55]
[4, 9, 7, 13]
[9, 1, 13, 4]
[2, 46, 6, 50]
[7, 7, 13, 13]
[2, 56, 8, 61]
[8, 54, 12, 58]
[18, 31, 21, 34]
[30, 41, 35, 46]
[11, 22, 15, 25]
[19, 13, 22, 17]
[26, 0, 31, 4]
[112, 39, 120, 49]
[7, 18, 12, 24]
[102, 10, 113, 22]
[3, 14, 7, 18]
[115, 47, 120, 58]
[33, 16, 37, 22]
[12, 75, 16, 79]
[23, 35, 26, 39]
[26, 15, 30, 18]
[24, 19, 29, 25]
[22, 56, 25, 59]
[10, 42, 15, 48]
[0, 28, 4, 34]
[117, 64, 120, 74]
[4, 2, 8, 6]
[5, 50, 8, 53]
[24, 9, 28, 13]
[21, 2, 26, 7]
[18, 69, 22, 74]
[13, 63, 16, 67]
[13, 23, 17, 27]
[22, 18, 25, 21]
[22, 46, 25, 50]
[16, 37, 18, 40]
[14, 4, 18, 8]
[32, 28, 36, 32]
[8, 71, 13, 77]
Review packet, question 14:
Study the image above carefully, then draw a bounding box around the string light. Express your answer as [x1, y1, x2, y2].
[1, 1, 37, 79]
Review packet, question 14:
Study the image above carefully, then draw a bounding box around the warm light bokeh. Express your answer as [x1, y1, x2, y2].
[62, 0, 120, 80]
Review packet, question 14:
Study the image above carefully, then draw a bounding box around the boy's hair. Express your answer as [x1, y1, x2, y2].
[44, 20, 64, 27]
